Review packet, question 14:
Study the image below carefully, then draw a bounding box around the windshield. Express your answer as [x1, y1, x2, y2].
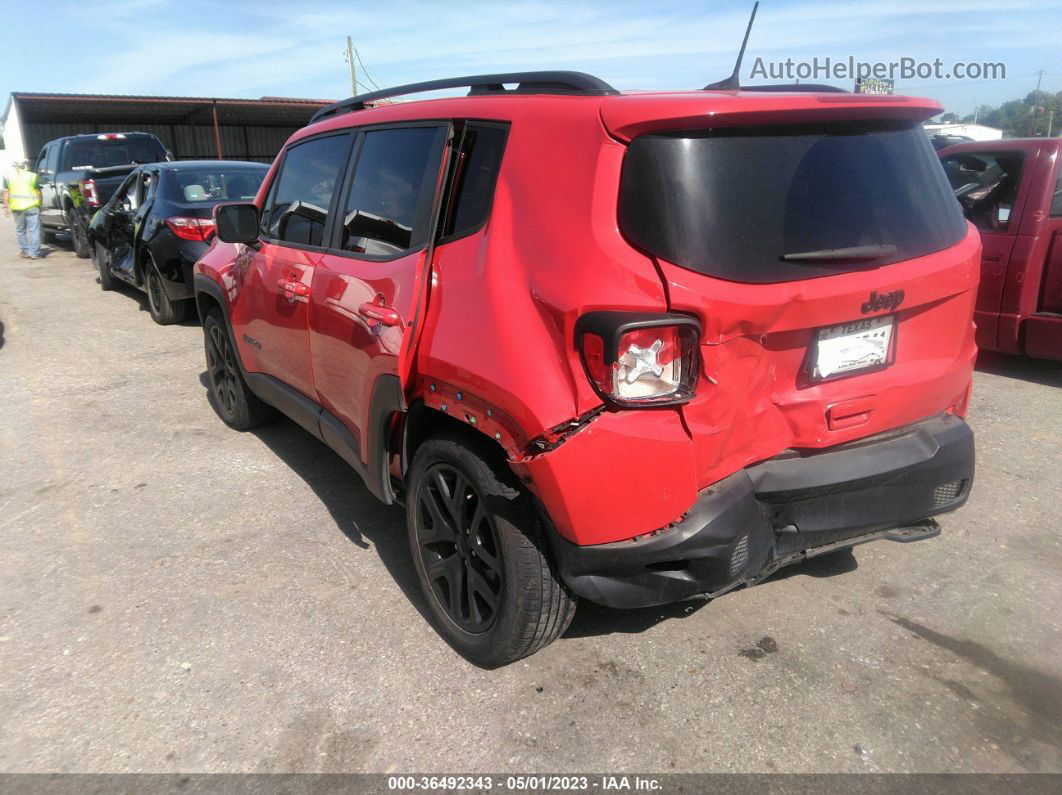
[618, 122, 967, 283]
[165, 167, 267, 203]
[62, 136, 166, 171]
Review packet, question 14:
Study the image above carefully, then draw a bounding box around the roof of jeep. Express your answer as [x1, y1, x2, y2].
[296, 89, 942, 145]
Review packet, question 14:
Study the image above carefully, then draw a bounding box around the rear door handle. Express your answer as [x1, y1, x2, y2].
[357, 301, 401, 327]
[277, 278, 309, 297]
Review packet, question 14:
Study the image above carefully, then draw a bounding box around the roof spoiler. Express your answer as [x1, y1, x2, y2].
[310, 71, 618, 123]
[741, 84, 848, 93]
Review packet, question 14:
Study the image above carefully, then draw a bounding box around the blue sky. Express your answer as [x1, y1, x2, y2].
[3, 0, 1061, 118]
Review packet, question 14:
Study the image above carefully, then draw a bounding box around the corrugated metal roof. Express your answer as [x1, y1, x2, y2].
[11, 92, 336, 126]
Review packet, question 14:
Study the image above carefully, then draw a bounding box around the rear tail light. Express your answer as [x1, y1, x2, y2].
[80, 179, 100, 208]
[576, 312, 700, 406]
[96, 133, 127, 140]
[165, 216, 216, 241]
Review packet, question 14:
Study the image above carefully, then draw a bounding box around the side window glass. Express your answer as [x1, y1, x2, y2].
[140, 171, 157, 204]
[1051, 163, 1062, 217]
[441, 124, 508, 240]
[339, 127, 445, 256]
[943, 152, 1024, 231]
[264, 134, 350, 247]
[35, 145, 50, 175]
[116, 173, 138, 211]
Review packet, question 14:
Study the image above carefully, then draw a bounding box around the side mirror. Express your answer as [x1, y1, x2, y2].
[214, 202, 260, 244]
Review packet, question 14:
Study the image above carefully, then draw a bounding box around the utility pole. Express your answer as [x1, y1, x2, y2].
[346, 36, 357, 96]
[1030, 69, 1044, 136]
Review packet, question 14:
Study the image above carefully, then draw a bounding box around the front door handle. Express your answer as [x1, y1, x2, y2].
[357, 301, 401, 327]
[277, 278, 309, 297]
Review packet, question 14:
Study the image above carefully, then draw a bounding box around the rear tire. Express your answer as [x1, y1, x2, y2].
[94, 242, 116, 291]
[202, 309, 277, 430]
[145, 263, 190, 325]
[407, 434, 576, 667]
[66, 210, 90, 258]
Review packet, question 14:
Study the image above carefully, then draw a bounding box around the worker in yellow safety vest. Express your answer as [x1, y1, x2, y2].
[2, 160, 43, 259]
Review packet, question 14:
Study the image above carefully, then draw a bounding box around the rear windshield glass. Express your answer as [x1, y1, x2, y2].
[618, 122, 967, 283]
[165, 167, 267, 203]
[62, 136, 166, 171]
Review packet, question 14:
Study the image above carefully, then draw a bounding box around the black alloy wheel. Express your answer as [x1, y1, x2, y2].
[201, 311, 276, 430]
[206, 322, 240, 418]
[414, 462, 504, 634]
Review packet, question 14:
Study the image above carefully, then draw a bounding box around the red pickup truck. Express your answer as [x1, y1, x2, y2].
[939, 138, 1062, 360]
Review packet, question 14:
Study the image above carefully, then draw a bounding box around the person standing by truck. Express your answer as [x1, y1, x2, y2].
[2, 160, 43, 259]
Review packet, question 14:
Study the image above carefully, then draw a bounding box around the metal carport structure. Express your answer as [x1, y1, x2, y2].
[2, 92, 334, 166]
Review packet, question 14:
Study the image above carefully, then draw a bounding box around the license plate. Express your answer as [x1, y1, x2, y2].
[813, 315, 895, 379]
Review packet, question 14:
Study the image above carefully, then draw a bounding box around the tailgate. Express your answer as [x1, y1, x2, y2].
[611, 104, 980, 489]
[84, 165, 137, 205]
[664, 232, 980, 489]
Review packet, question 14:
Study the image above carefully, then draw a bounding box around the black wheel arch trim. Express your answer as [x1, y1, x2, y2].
[194, 273, 402, 504]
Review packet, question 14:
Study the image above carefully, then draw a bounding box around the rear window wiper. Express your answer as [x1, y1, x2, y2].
[781, 244, 897, 262]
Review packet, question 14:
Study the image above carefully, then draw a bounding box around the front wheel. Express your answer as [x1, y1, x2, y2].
[94, 242, 116, 291]
[407, 435, 576, 667]
[202, 310, 277, 430]
[66, 210, 90, 258]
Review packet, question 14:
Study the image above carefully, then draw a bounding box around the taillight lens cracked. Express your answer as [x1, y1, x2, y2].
[579, 321, 699, 407]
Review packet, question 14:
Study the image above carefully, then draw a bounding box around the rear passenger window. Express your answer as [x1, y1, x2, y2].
[264, 134, 351, 247]
[338, 127, 446, 256]
[441, 124, 508, 240]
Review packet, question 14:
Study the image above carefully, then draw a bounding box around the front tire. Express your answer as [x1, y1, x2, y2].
[94, 242, 116, 291]
[145, 263, 190, 325]
[202, 310, 277, 430]
[407, 435, 576, 667]
[66, 210, 90, 258]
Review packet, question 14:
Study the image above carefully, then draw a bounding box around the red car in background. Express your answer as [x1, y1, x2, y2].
[940, 137, 1062, 360]
[194, 71, 978, 665]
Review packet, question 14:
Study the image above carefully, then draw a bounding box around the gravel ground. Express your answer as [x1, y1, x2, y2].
[0, 220, 1059, 774]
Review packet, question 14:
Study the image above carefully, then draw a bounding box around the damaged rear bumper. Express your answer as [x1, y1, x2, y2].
[550, 413, 974, 609]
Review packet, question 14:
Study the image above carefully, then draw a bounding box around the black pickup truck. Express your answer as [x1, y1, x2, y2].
[33, 132, 169, 257]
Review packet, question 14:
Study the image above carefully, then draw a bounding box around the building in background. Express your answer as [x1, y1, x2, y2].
[1, 92, 334, 171]
[923, 122, 1004, 142]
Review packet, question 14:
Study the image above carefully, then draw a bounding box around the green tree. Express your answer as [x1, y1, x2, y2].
[957, 90, 1062, 136]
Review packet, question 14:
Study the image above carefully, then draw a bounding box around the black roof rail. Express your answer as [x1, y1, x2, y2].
[310, 71, 619, 123]
[739, 83, 849, 93]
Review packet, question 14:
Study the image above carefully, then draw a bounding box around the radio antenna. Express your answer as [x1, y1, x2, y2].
[703, 2, 759, 90]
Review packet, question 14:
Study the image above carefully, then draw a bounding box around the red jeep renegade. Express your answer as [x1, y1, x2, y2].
[195, 71, 978, 666]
